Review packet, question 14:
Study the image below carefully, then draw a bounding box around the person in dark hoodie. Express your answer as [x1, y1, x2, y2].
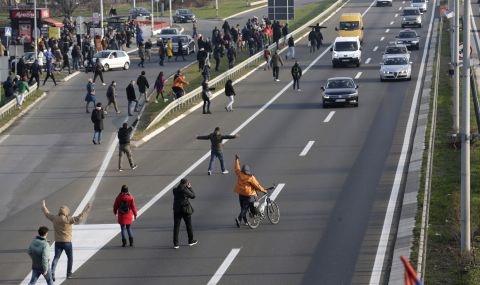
[291, 60, 302, 92]
[196, 127, 239, 175]
[233, 154, 267, 227]
[172, 178, 197, 249]
[2, 76, 14, 101]
[126, 80, 138, 116]
[113, 185, 138, 247]
[136, 70, 150, 104]
[91, 102, 105, 144]
[118, 120, 138, 171]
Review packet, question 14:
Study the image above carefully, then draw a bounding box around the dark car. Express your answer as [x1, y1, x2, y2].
[321, 77, 359, 107]
[173, 9, 196, 23]
[395, 29, 420, 50]
[129, 7, 151, 20]
[157, 35, 196, 55]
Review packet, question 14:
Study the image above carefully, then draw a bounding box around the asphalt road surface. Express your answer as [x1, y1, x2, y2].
[0, 0, 437, 284]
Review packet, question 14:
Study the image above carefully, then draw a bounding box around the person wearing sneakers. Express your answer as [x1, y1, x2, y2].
[117, 120, 138, 171]
[271, 50, 283, 82]
[291, 61, 302, 92]
[27, 226, 53, 285]
[90, 102, 105, 144]
[113, 185, 138, 247]
[105, 81, 120, 113]
[196, 127, 239, 175]
[172, 178, 197, 249]
[233, 154, 267, 228]
[136, 70, 150, 104]
[224, 79, 236, 112]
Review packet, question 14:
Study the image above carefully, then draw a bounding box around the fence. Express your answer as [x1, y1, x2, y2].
[0, 88, 37, 121]
[145, 0, 345, 130]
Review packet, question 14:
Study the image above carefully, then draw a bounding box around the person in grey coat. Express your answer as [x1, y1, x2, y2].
[271, 51, 284, 81]
[91, 102, 105, 144]
[27, 226, 53, 285]
[197, 127, 239, 175]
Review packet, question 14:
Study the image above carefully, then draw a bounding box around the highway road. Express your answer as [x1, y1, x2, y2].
[0, 0, 438, 284]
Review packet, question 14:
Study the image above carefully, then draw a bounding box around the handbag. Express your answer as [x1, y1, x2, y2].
[206, 91, 212, 99]
[183, 203, 194, 215]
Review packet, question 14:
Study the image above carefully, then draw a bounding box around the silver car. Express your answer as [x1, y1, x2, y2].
[401, 7, 422, 28]
[380, 57, 412, 81]
[411, 0, 427, 13]
[382, 44, 410, 61]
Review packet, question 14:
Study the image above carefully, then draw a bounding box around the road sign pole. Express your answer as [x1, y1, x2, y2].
[287, 0, 289, 24]
[151, 0, 154, 35]
[100, 0, 104, 38]
[34, 0, 37, 60]
[216, 0, 218, 17]
[453, 0, 460, 133]
[169, 0, 172, 26]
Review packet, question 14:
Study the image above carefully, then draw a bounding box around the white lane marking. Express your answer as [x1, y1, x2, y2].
[373, 46, 379, 51]
[385, 29, 390, 33]
[369, 0, 438, 283]
[380, 36, 385, 41]
[207, 248, 241, 285]
[355, 72, 363, 79]
[402, 0, 405, 3]
[269, 183, 286, 201]
[0, 135, 9, 145]
[395, 13, 399, 17]
[365, 57, 372, 64]
[299, 141, 315, 156]
[323, 111, 336, 123]
[390, 21, 394, 25]
[398, 6, 402, 10]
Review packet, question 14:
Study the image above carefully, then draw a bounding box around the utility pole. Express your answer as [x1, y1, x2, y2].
[461, 0, 471, 257]
[133, 0, 136, 8]
[453, 0, 460, 133]
[100, 0, 104, 38]
[216, 0, 219, 17]
[151, 0, 154, 36]
[169, 0, 172, 26]
[34, 0, 37, 60]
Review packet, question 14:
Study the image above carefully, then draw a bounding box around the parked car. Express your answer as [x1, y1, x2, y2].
[380, 56, 412, 81]
[129, 7, 151, 20]
[88, 50, 130, 71]
[157, 35, 196, 55]
[382, 43, 410, 61]
[395, 29, 420, 50]
[159, 28, 180, 36]
[173, 9, 196, 23]
[321, 77, 359, 107]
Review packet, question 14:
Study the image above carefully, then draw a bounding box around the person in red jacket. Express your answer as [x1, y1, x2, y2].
[113, 185, 138, 247]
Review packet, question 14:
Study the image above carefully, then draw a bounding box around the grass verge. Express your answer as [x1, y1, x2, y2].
[0, 89, 44, 130]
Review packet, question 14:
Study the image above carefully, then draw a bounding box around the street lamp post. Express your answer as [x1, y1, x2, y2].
[34, 0, 37, 60]
[169, 0, 173, 26]
[133, 0, 136, 8]
[151, 0, 154, 36]
[100, 0, 104, 38]
[216, 0, 219, 17]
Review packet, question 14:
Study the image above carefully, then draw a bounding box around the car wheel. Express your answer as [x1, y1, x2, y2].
[356, 62, 360, 67]
[124, 62, 130, 70]
[407, 76, 412, 81]
[380, 77, 385, 82]
[416, 44, 420, 50]
[355, 101, 359, 107]
[332, 62, 337, 68]
[401, 24, 405, 28]
[323, 102, 328, 108]
[103, 63, 109, 72]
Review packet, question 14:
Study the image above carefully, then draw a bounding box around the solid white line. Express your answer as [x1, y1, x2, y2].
[323, 111, 336, 123]
[355, 72, 363, 79]
[390, 21, 394, 25]
[395, 13, 399, 17]
[373, 46, 379, 51]
[385, 29, 390, 33]
[380, 36, 385, 41]
[365, 57, 372, 64]
[0, 134, 9, 145]
[207, 248, 241, 285]
[299, 141, 315, 156]
[369, 0, 438, 283]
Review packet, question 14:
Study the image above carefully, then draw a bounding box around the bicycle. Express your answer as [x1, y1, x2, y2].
[245, 186, 280, 229]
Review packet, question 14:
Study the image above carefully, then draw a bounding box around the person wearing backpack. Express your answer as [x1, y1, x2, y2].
[291, 61, 302, 92]
[113, 185, 138, 247]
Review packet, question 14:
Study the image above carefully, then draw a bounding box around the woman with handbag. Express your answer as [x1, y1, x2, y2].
[172, 178, 197, 249]
[201, 80, 215, 114]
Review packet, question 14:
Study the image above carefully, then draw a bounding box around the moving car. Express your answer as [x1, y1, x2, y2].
[331, 36, 362, 67]
[91, 50, 130, 71]
[129, 7, 151, 20]
[321, 77, 359, 107]
[173, 9, 196, 23]
[410, 0, 427, 13]
[380, 56, 412, 81]
[335, 13, 364, 42]
[157, 35, 196, 55]
[159, 28, 180, 36]
[382, 43, 410, 61]
[401, 7, 422, 28]
[376, 0, 393, 7]
[395, 29, 420, 50]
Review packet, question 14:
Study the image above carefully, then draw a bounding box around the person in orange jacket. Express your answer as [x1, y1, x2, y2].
[172, 73, 189, 99]
[233, 154, 267, 228]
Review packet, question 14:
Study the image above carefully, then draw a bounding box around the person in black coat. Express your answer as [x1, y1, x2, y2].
[2, 76, 14, 101]
[126, 80, 138, 116]
[225, 79, 236, 111]
[91, 102, 105, 144]
[136, 71, 150, 104]
[197, 48, 208, 71]
[201, 80, 215, 114]
[29, 59, 42, 89]
[175, 39, 186, 61]
[93, 58, 105, 85]
[172, 178, 197, 249]
[16, 58, 27, 79]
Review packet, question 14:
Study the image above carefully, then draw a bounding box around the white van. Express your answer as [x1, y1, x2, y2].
[331, 37, 362, 67]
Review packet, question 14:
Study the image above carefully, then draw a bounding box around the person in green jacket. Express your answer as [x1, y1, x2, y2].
[27, 226, 53, 285]
[15, 75, 30, 108]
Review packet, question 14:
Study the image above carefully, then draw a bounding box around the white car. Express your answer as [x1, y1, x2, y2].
[380, 56, 412, 81]
[411, 0, 427, 13]
[331, 36, 362, 67]
[91, 50, 130, 71]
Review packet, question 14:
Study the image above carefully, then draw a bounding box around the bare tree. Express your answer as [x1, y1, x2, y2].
[50, 0, 93, 20]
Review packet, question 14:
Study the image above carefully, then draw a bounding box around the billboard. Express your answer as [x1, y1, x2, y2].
[268, 0, 294, 20]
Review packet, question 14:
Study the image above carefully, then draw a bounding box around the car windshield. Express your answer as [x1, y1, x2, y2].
[403, 9, 420, 15]
[171, 37, 188, 43]
[335, 41, 358, 51]
[94, 51, 110, 58]
[386, 47, 407, 54]
[384, 57, 408, 65]
[161, 29, 177, 34]
[399, 31, 417, 38]
[327, 79, 355, 89]
[339, 21, 360, 30]
[178, 9, 191, 14]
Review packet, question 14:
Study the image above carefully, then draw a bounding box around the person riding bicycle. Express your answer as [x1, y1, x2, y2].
[233, 154, 267, 228]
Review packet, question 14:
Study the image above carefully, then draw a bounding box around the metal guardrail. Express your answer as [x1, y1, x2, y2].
[145, 0, 345, 130]
[0, 88, 37, 121]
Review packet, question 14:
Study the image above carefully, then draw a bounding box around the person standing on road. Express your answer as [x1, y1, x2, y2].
[113, 185, 138, 247]
[176, 38, 186, 61]
[85, 78, 96, 113]
[308, 28, 317, 53]
[291, 61, 302, 92]
[27, 226, 53, 285]
[286, 36, 295, 60]
[263, 45, 271, 71]
[233, 154, 267, 228]
[197, 47, 208, 71]
[224, 79, 236, 112]
[201, 79, 215, 114]
[192, 21, 198, 39]
[126, 80, 139, 116]
[15, 76, 29, 108]
[213, 44, 221, 71]
[167, 38, 173, 62]
[138, 42, 145, 68]
[136, 70, 150, 104]
[172, 178, 197, 249]
[227, 45, 236, 69]
[93, 58, 106, 85]
[271, 51, 284, 82]
[118, 121, 138, 171]
[154, 71, 166, 103]
[145, 39, 152, 62]
[91, 102, 105, 144]
[29, 59, 42, 89]
[43, 59, 57, 86]
[158, 41, 166, 66]
[196, 127, 239, 175]
[282, 23, 289, 46]
[201, 61, 211, 82]
[105, 81, 120, 113]
[315, 23, 323, 50]
[72, 44, 81, 71]
[41, 200, 90, 281]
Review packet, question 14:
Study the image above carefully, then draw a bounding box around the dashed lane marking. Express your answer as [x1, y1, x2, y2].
[355, 72, 363, 79]
[373, 46, 379, 51]
[380, 36, 385, 41]
[395, 13, 399, 17]
[299, 141, 315, 156]
[323, 111, 336, 123]
[207, 248, 241, 285]
[365, 57, 372, 64]
[390, 21, 394, 25]
[385, 29, 390, 33]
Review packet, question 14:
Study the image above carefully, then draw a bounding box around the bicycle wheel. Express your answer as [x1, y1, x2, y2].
[246, 209, 260, 229]
[266, 200, 280, 224]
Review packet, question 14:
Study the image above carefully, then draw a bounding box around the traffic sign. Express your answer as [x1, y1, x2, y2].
[4, 27, 11, 37]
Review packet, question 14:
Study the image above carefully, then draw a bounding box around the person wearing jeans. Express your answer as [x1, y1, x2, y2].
[41, 200, 90, 280]
[91, 102, 105, 144]
[113, 185, 138, 247]
[271, 51, 283, 82]
[126, 81, 139, 116]
[197, 127, 239, 175]
[27, 226, 53, 285]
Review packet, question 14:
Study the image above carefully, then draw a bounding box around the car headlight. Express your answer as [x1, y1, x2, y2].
[349, 93, 357, 97]
[382, 70, 389, 74]
[417, 17, 421, 22]
[403, 17, 407, 21]
[400, 70, 407, 74]
[323, 94, 330, 98]
[333, 51, 338, 57]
